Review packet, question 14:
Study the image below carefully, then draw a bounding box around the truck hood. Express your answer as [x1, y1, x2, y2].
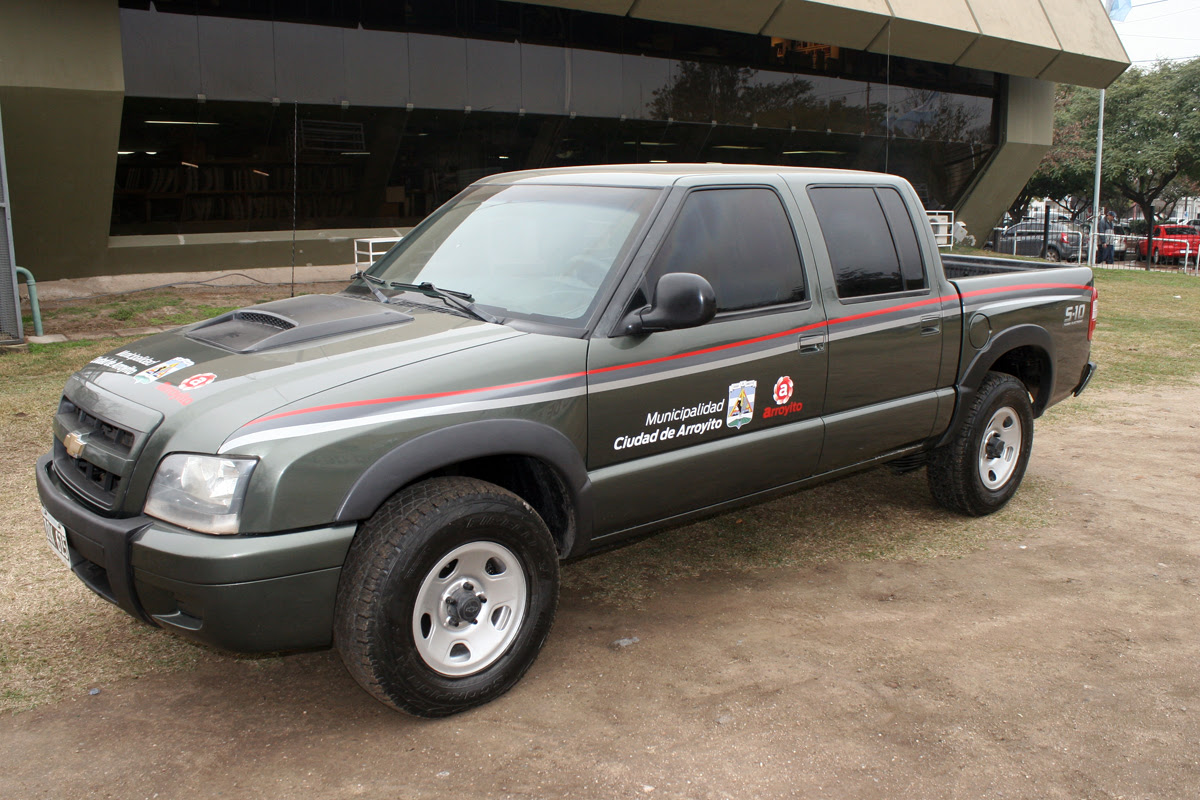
[71, 294, 524, 427]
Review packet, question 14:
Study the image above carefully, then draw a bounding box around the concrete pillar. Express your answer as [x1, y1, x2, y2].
[955, 76, 1055, 243]
[0, 0, 124, 279]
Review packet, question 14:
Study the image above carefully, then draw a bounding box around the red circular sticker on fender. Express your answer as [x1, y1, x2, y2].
[179, 372, 217, 391]
[773, 376, 793, 405]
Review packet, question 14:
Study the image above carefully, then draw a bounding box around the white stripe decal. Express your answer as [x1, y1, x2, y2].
[219, 386, 586, 453]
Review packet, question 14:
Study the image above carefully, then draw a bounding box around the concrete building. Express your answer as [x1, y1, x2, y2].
[0, 0, 1128, 281]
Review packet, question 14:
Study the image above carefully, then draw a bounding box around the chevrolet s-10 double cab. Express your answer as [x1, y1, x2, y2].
[36, 165, 1097, 716]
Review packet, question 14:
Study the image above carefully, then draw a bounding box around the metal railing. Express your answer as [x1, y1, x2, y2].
[926, 210, 955, 249]
[1139, 236, 1197, 272]
[354, 236, 404, 266]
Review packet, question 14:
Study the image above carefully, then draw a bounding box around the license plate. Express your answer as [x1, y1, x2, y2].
[41, 505, 72, 568]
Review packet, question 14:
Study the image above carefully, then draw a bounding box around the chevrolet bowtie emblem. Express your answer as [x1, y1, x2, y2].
[63, 431, 86, 459]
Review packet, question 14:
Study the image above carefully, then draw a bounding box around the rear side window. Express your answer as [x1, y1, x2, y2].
[645, 188, 806, 313]
[875, 187, 926, 291]
[808, 186, 928, 299]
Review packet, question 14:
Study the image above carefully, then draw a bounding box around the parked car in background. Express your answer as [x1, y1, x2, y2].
[989, 220, 1090, 262]
[1137, 225, 1200, 265]
[1112, 224, 1130, 261]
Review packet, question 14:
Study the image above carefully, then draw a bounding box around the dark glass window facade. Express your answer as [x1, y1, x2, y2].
[112, 0, 1000, 236]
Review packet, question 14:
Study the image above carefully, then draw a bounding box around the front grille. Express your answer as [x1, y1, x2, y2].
[61, 398, 136, 454]
[65, 453, 122, 495]
[52, 392, 159, 513]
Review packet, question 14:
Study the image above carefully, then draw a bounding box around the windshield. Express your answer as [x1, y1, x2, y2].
[366, 183, 660, 326]
[1163, 226, 1198, 236]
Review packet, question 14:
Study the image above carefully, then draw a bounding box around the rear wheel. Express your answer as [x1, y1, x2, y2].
[928, 372, 1034, 516]
[1046, 247, 1061, 262]
[334, 477, 560, 717]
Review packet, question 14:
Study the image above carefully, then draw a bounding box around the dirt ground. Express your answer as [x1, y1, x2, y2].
[2, 381, 1199, 800]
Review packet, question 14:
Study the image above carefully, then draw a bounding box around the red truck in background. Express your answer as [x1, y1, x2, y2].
[1138, 225, 1200, 266]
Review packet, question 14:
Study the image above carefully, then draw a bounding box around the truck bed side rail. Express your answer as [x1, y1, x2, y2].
[941, 253, 1064, 278]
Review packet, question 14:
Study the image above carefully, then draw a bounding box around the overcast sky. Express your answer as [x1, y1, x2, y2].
[1109, 0, 1200, 65]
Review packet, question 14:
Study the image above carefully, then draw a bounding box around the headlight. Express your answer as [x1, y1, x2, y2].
[144, 454, 257, 535]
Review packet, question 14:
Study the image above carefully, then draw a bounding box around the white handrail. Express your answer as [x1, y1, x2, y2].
[926, 211, 955, 249]
[354, 236, 404, 266]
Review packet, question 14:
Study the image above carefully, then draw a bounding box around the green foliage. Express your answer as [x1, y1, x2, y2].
[1023, 59, 1200, 258]
[1021, 84, 1099, 219]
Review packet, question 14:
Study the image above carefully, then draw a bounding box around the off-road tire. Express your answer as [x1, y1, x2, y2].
[927, 371, 1034, 517]
[334, 477, 559, 717]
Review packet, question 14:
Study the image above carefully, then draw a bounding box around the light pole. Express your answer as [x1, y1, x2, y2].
[1092, 0, 1131, 267]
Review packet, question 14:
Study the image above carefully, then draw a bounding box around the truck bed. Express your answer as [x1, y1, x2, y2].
[941, 252, 1067, 278]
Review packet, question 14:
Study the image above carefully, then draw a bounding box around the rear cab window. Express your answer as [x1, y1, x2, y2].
[807, 185, 928, 300]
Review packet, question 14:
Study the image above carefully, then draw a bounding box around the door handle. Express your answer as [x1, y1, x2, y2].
[920, 315, 941, 335]
[798, 333, 826, 354]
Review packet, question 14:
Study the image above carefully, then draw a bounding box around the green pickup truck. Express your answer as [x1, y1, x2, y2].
[36, 165, 1097, 716]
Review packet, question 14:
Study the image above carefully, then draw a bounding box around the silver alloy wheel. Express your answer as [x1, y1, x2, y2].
[412, 541, 528, 677]
[978, 406, 1023, 490]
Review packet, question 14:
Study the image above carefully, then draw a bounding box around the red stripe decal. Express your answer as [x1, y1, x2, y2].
[242, 281, 1091, 429]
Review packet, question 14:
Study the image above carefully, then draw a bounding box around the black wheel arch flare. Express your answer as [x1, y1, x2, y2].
[936, 324, 1055, 449]
[334, 419, 593, 559]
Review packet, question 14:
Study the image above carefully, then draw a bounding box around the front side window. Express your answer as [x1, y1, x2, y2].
[367, 183, 661, 326]
[643, 187, 806, 313]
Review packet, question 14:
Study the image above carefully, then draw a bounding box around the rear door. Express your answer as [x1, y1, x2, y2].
[797, 181, 945, 473]
[585, 179, 828, 538]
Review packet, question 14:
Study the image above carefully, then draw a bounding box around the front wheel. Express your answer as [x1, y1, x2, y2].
[928, 372, 1034, 516]
[334, 477, 560, 717]
[1046, 247, 1061, 262]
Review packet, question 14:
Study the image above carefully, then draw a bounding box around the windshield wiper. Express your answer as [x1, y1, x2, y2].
[352, 271, 392, 304]
[385, 281, 499, 323]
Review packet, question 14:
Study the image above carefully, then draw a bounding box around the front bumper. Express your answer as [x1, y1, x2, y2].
[35, 453, 357, 652]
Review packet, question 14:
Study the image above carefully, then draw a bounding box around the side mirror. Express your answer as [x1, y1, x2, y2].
[620, 272, 716, 335]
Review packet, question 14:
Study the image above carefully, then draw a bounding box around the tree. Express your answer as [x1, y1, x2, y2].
[1025, 59, 1200, 264]
[1105, 58, 1200, 260]
[1023, 85, 1097, 222]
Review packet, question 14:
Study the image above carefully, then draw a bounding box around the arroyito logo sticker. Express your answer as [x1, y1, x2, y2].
[773, 376, 794, 405]
[134, 356, 195, 384]
[179, 372, 217, 391]
[726, 380, 756, 428]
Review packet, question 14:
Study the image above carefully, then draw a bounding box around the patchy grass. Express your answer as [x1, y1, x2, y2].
[0, 339, 261, 713]
[1087, 270, 1200, 388]
[565, 470, 1060, 607]
[23, 282, 331, 338]
[2, 268, 1198, 712]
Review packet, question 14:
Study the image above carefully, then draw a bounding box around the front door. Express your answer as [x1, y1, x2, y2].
[585, 182, 828, 538]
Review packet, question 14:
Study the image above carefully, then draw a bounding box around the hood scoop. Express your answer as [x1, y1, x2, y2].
[187, 294, 413, 353]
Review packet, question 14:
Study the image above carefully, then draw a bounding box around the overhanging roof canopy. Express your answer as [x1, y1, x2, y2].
[509, 0, 1130, 88]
